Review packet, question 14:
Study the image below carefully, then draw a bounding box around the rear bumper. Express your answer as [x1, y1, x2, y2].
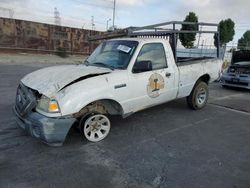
[13, 107, 75, 146]
[221, 74, 250, 89]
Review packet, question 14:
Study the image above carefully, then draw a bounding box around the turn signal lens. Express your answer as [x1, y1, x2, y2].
[48, 100, 59, 112]
[36, 95, 60, 113]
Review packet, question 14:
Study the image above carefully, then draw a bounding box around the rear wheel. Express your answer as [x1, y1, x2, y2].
[187, 81, 208, 110]
[80, 113, 111, 142]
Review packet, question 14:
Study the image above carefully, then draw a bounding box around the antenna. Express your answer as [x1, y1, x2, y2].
[54, 7, 61, 26]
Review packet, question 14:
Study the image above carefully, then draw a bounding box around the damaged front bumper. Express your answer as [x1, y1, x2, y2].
[13, 107, 75, 146]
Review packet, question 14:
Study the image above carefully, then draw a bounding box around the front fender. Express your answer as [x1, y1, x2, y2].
[57, 77, 128, 116]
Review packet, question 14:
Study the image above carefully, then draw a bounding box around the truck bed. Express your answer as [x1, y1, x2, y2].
[176, 58, 222, 98]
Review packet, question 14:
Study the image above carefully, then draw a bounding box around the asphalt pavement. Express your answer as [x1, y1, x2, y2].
[0, 62, 250, 188]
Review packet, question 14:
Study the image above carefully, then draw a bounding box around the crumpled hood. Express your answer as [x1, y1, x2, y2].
[21, 64, 111, 97]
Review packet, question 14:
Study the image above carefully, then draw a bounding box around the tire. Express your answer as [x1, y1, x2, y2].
[80, 112, 111, 142]
[186, 81, 209, 110]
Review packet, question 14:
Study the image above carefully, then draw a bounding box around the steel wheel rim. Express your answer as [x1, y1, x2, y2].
[196, 87, 207, 105]
[84, 114, 110, 142]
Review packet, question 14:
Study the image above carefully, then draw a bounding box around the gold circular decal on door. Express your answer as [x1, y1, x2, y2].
[147, 73, 165, 98]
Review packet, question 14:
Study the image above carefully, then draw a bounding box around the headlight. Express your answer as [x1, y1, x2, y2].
[36, 95, 60, 113]
[228, 67, 235, 73]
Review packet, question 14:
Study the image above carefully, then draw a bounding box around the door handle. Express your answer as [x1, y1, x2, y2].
[165, 72, 171, 77]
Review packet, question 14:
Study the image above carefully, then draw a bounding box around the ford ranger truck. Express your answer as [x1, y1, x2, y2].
[14, 38, 223, 146]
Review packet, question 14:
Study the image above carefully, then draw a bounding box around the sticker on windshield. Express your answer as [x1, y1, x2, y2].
[117, 45, 131, 53]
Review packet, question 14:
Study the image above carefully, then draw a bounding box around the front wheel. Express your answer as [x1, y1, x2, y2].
[80, 113, 111, 142]
[186, 81, 209, 110]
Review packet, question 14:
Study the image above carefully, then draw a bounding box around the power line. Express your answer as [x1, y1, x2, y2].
[34, 8, 106, 25]
[70, 0, 113, 9]
[14, 7, 107, 29]
[0, 1, 113, 29]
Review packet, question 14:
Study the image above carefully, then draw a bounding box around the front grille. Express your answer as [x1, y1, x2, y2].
[236, 68, 250, 74]
[229, 67, 250, 74]
[15, 83, 37, 117]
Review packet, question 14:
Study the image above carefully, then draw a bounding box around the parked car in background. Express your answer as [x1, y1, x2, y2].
[221, 50, 250, 89]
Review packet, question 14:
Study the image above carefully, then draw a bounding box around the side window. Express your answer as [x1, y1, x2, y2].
[135, 43, 167, 71]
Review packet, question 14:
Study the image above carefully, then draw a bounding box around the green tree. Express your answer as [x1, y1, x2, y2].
[179, 12, 198, 48]
[214, 18, 235, 48]
[238, 31, 250, 50]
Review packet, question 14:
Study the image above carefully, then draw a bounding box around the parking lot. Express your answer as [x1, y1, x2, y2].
[0, 62, 250, 188]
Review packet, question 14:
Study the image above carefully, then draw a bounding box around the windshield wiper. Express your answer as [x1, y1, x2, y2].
[92, 62, 115, 71]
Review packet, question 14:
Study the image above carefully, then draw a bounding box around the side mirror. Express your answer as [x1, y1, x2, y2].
[132, 60, 153, 73]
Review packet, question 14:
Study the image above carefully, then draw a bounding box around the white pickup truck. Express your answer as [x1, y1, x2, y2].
[14, 22, 223, 146]
[14, 38, 222, 146]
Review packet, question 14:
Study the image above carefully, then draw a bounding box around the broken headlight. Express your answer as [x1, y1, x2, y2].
[36, 95, 60, 113]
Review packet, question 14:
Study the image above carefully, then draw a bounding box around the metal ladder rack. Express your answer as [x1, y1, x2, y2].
[89, 21, 220, 61]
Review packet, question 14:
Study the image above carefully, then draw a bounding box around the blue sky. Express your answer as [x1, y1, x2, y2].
[0, 0, 250, 45]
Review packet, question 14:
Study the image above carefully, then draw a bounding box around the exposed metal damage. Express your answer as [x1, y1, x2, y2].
[73, 100, 123, 121]
[60, 73, 110, 91]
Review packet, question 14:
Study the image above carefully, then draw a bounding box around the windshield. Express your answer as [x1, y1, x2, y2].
[86, 40, 138, 69]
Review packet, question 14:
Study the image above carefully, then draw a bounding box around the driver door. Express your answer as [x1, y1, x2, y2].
[127, 42, 177, 113]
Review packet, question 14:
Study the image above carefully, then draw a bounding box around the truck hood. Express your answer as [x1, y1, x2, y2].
[21, 64, 111, 97]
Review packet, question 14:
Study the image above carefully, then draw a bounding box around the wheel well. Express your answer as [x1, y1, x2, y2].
[189, 74, 210, 95]
[198, 74, 210, 84]
[73, 99, 124, 119]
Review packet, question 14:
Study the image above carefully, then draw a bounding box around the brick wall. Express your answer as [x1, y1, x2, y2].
[0, 17, 102, 55]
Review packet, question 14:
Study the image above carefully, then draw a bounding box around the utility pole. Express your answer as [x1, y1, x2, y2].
[106, 18, 111, 31]
[91, 16, 95, 30]
[112, 0, 116, 30]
